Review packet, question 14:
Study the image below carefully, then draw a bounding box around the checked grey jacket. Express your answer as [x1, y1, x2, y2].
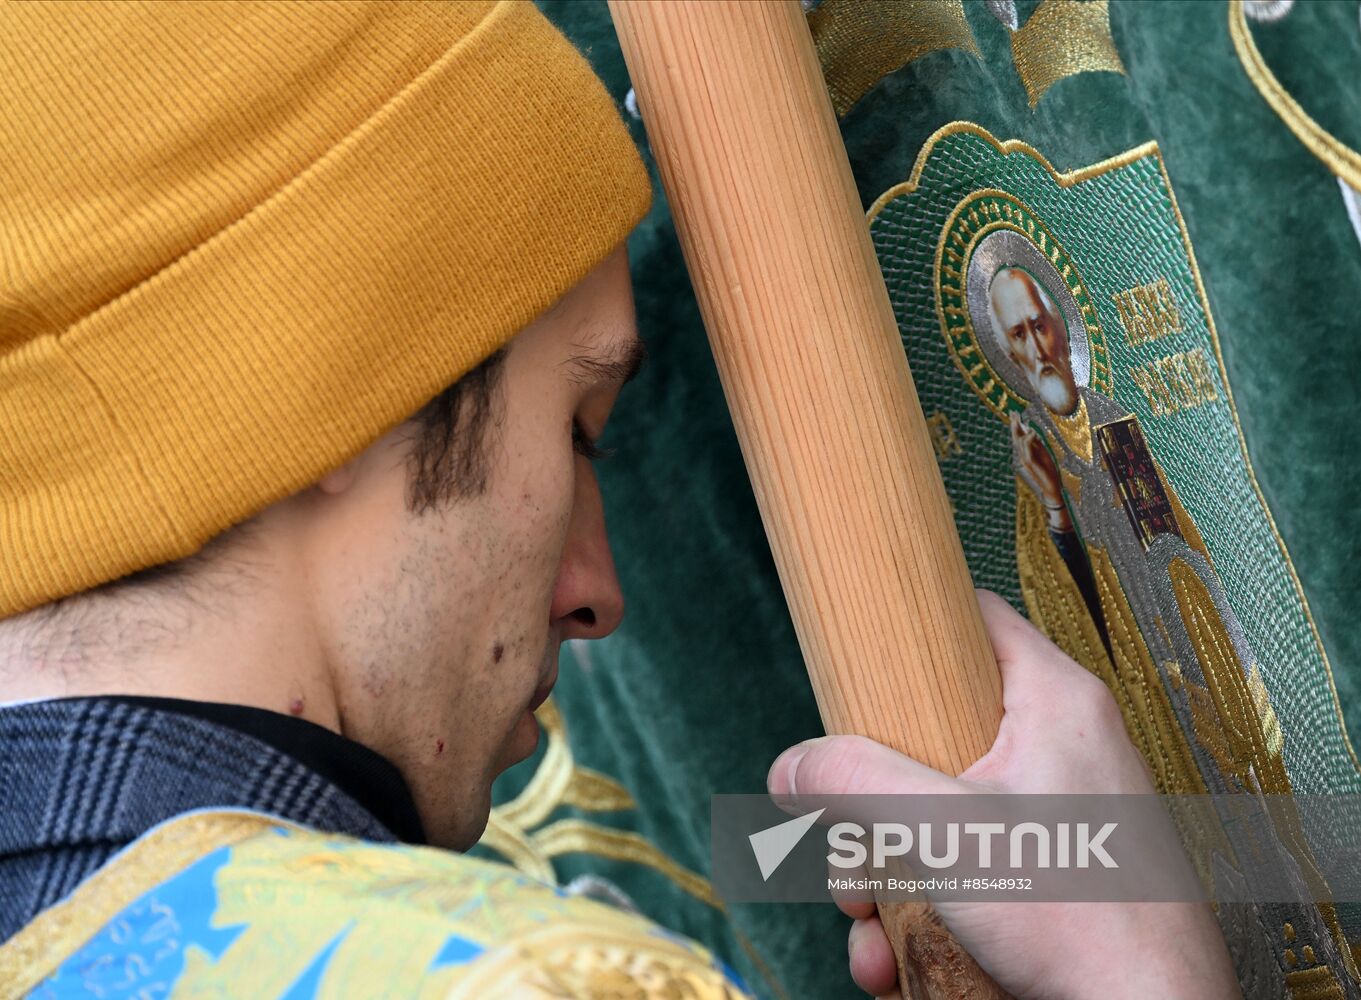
[0, 697, 399, 944]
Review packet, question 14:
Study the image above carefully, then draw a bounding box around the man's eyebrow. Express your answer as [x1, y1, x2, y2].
[560, 337, 648, 387]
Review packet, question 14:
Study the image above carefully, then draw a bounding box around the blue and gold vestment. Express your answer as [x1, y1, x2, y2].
[1, 810, 749, 998]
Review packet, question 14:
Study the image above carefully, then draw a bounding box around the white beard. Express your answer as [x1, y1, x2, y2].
[1034, 369, 1078, 415]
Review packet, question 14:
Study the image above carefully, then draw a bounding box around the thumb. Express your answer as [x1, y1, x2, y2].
[767, 735, 965, 817]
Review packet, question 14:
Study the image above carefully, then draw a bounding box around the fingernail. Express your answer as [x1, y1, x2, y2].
[769, 746, 807, 809]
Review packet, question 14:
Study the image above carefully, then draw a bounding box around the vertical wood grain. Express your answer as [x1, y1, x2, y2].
[609, 2, 1008, 996]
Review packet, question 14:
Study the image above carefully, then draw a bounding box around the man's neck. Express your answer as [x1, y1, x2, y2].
[0, 575, 342, 732]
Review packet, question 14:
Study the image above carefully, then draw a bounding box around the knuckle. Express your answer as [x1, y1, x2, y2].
[800, 735, 880, 794]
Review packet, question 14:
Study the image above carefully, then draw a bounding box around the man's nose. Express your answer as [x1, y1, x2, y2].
[1025, 320, 1052, 361]
[549, 464, 625, 640]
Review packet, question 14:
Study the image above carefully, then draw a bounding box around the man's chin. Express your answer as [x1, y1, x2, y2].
[499, 706, 543, 769]
[421, 790, 492, 852]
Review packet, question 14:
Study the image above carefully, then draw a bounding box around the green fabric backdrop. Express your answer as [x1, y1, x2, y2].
[480, 3, 1361, 996]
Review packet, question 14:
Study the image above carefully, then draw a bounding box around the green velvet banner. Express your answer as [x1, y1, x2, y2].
[479, 3, 1361, 996]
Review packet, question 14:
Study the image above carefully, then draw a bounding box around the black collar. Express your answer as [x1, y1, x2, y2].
[0, 695, 426, 941]
[104, 696, 427, 845]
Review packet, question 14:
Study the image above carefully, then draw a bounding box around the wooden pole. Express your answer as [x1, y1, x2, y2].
[608, 2, 1008, 996]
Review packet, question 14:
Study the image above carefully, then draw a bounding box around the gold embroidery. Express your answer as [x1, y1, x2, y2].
[1152, 139, 1361, 778]
[1249, 663, 1285, 761]
[1285, 965, 1347, 1000]
[1169, 559, 1358, 979]
[1112, 277, 1183, 345]
[1050, 394, 1093, 464]
[1089, 547, 1210, 799]
[444, 924, 747, 999]
[0, 812, 277, 996]
[868, 124, 1160, 222]
[1009, 0, 1127, 108]
[480, 811, 557, 884]
[533, 821, 723, 910]
[1014, 490, 1227, 879]
[1060, 468, 1083, 505]
[1084, 548, 1246, 897]
[874, 121, 1361, 978]
[1229, 0, 1361, 190]
[1185, 671, 1240, 782]
[1015, 479, 1110, 676]
[481, 697, 724, 911]
[808, 0, 979, 118]
[871, 122, 1359, 778]
[502, 703, 569, 817]
[927, 410, 964, 459]
[563, 766, 636, 814]
[1148, 457, 1214, 565]
[933, 188, 1112, 419]
[492, 699, 635, 823]
[1129, 364, 1174, 416]
[1154, 615, 1174, 648]
[1127, 348, 1219, 416]
[1170, 558, 1285, 793]
[1015, 484, 1184, 794]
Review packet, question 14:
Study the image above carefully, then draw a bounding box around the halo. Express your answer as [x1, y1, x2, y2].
[934, 189, 1111, 419]
[967, 230, 1091, 400]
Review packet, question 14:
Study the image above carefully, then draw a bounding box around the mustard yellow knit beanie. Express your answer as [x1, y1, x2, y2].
[0, 1, 651, 617]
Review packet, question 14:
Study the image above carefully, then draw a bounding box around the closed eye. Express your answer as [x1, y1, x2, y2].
[573, 420, 613, 462]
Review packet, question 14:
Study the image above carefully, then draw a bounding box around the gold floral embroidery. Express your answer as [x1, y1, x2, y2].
[480, 697, 724, 910]
[1009, 0, 1126, 107]
[808, 0, 979, 118]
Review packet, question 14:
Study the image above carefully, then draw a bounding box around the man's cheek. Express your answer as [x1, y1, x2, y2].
[540, 468, 577, 549]
[506, 473, 573, 591]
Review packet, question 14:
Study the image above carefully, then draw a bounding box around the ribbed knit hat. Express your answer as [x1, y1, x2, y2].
[0, 0, 651, 617]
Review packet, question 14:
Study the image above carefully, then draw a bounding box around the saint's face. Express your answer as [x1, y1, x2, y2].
[989, 267, 1080, 416]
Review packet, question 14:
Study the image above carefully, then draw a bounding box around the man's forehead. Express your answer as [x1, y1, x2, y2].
[991, 270, 1045, 323]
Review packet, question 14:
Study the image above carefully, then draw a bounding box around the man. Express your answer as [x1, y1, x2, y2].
[989, 262, 1355, 994]
[0, 2, 1238, 996]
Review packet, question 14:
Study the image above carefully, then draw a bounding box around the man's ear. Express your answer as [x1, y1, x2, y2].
[313, 424, 409, 498]
[316, 457, 361, 496]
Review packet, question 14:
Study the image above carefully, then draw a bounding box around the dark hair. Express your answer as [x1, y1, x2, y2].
[78, 349, 509, 600]
[405, 347, 508, 513]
